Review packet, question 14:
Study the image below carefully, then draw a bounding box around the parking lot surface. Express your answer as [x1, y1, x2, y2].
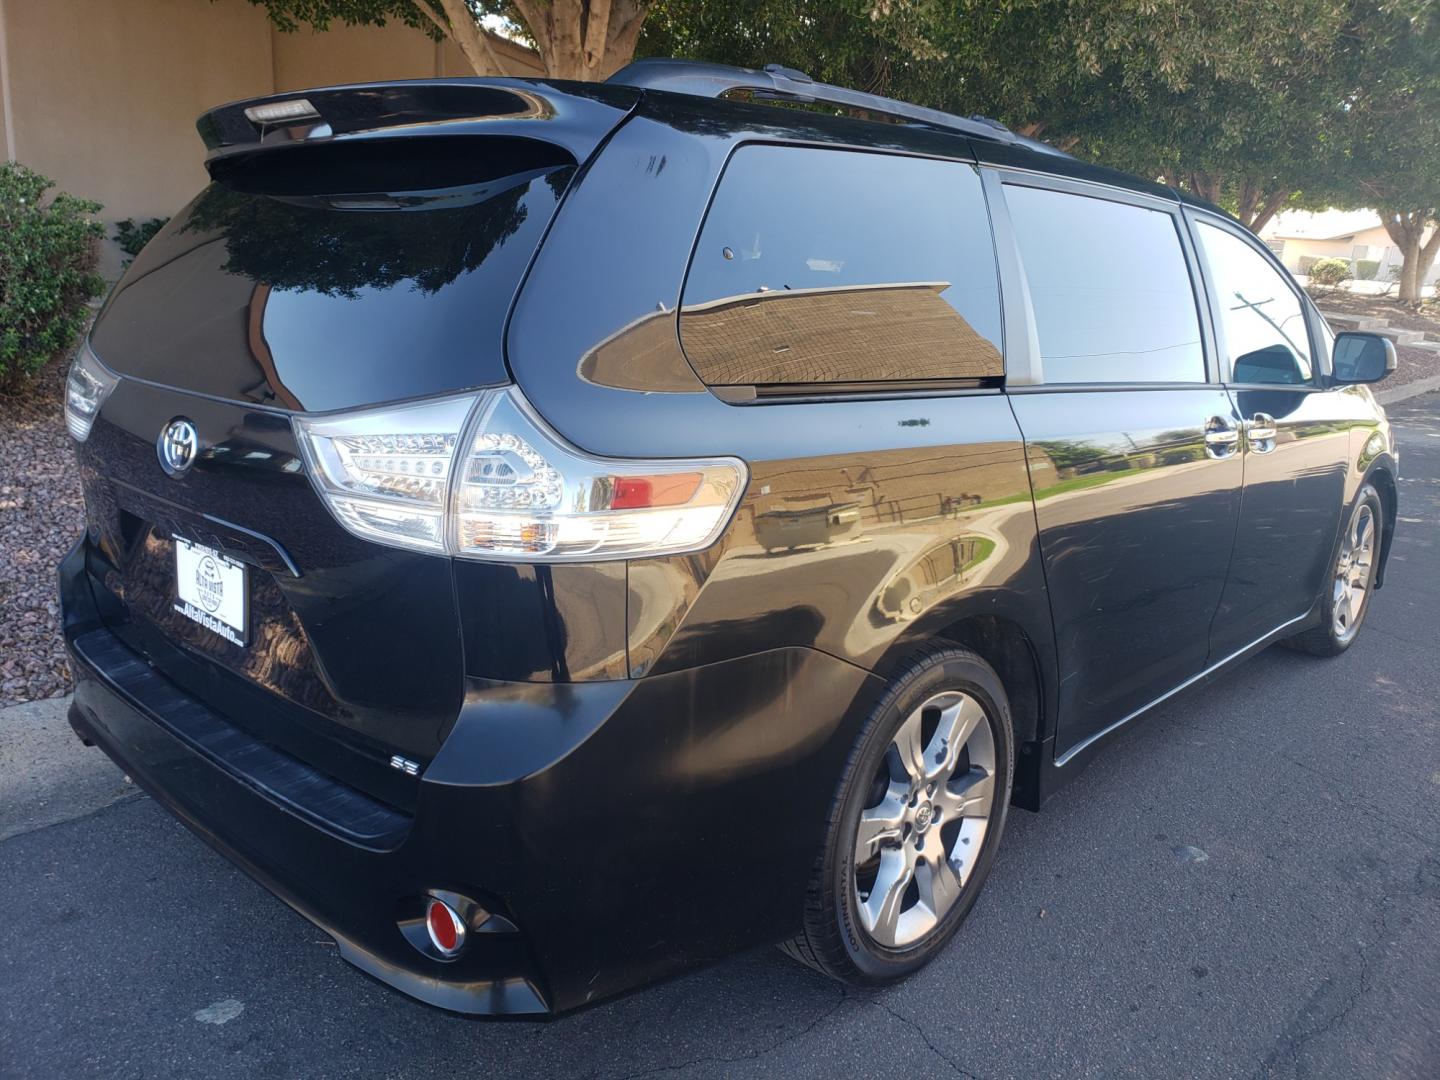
[2, 394, 1437, 1079]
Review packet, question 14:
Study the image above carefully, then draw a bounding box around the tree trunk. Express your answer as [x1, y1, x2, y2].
[1381, 209, 1440, 306]
[1228, 178, 1291, 235]
[1186, 170, 1224, 207]
[1245, 187, 1291, 237]
[512, 1, 650, 81]
[417, 0, 513, 76]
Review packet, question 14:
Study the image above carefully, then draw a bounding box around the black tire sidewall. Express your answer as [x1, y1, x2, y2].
[826, 650, 1014, 981]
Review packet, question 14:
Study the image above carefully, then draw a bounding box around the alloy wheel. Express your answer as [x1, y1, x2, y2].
[853, 690, 996, 949]
[1332, 501, 1377, 643]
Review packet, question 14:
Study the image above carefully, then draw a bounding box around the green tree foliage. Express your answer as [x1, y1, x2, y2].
[0, 162, 105, 389]
[641, 2, 1435, 241]
[1324, 3, 1440, 303]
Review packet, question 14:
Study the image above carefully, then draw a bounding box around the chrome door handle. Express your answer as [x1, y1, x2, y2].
[1203, 416, 1239, 459]
[1246, 413, 1277, 453]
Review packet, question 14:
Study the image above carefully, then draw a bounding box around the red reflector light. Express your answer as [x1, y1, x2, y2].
[426, 898, 465, 955]
[611, 472, 703, 510]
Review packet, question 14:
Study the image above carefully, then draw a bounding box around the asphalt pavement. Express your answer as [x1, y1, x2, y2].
[2, 393, 1437, 1080]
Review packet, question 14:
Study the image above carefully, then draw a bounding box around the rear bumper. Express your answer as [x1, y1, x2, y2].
[65, 618, 552, 1015]
[60, 537, 879, 1015]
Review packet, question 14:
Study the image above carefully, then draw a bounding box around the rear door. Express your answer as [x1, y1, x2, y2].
[989, 173, 1244, 757]
[79, 114, 614, 803]
[1187, 213, 1354, 657]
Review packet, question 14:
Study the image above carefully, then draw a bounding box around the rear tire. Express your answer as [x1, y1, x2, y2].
[781, 645, 1013, 985]
[1286, 483, 1383, 656]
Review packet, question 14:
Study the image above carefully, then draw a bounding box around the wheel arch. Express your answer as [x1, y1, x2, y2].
[1364, 459, 1398, 589]
[870, 605, 1056, 811]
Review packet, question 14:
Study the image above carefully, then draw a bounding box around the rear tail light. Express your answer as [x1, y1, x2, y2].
[64, 342, 120, 442]
[295, 386, 747, 562]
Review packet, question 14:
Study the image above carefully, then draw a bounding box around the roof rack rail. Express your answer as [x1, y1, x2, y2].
[607, 58, 1070, 157]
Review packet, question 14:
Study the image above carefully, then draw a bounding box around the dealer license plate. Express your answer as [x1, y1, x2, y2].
[173, 537, 248, 646]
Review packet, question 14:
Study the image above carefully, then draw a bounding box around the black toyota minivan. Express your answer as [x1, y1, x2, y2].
[59, 59, 1400, 1015]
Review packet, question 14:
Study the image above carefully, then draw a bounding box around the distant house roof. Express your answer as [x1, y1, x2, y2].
[1261, 209, 1383, 241]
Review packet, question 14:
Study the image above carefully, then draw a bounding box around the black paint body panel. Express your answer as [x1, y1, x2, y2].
[59, 75, 1397, 1015]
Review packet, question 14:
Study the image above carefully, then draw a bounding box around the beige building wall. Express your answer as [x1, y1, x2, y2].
[1272, 225, 1438, 284]
[273, 21, 541, 89]
[0, 0, 541, 277]
[273, 20, 443, 90]
[2, 0, 273, 275]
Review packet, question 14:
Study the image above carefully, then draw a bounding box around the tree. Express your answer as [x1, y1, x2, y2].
[1273, 1, 1440, 303]
[241, 1, 653, 80]
[1344, 7, 1439, 304]
[1381, 208, 1440, 304]
[639, 1, 1354, 232]
[642, 1, 1435, 248]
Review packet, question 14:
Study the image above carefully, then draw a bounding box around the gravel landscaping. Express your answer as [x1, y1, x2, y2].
[1309, 287, 1440, 388]
[1, 357, 84, 706]
[1311, 287, 1440, 337]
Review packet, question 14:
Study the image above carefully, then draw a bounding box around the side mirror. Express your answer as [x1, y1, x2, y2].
[1332, 331, 1396, 385]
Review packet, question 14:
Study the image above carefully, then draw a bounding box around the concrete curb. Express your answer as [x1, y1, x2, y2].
[1376, 375, 1440, 405]
[0, 694, 138, 842]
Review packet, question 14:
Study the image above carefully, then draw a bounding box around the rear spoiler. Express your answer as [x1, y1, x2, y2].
[196, 79, 640, 170]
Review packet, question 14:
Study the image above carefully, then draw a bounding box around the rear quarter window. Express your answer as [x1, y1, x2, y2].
[679, 145, 1003, 388]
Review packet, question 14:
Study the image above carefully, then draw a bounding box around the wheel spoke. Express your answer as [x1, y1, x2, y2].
[861, 845, 915, 946]
[936, 765, 995, 820]
[1353, 511, 1372, 552]
[891, 705, 928, 784]
[924, 694, 985, 785]
[917, 835, 964, 917]
[854, 783, 908, 866]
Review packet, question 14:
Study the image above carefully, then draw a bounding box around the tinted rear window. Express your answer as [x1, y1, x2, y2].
[92, 137, 574, 412]
[1004, 184, 1204, 384]
[679, 145, 1003, 387]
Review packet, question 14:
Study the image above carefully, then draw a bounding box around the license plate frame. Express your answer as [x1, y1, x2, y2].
[173, 536, 248, 647]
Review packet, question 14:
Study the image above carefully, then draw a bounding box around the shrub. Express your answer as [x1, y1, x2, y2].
[1354, 259, 1380, 281]
[114, 215, 169, 266]
[1309, 257, 1352, 287]
[0, 162, 105, 389]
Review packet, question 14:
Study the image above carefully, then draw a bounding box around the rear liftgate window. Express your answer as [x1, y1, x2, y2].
[93, 136, 576, 412]
[680, 146, 1004, 391]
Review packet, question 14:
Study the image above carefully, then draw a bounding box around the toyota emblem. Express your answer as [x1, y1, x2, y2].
[158, 418, 199, 476]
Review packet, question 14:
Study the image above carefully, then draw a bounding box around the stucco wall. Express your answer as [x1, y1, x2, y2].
[272, 20, 541, 89]
[1273, 236, 1358, 270]
[0, 0, 542, 277]
[2, 0, 273, 275]
[273, 20, 442, 90]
